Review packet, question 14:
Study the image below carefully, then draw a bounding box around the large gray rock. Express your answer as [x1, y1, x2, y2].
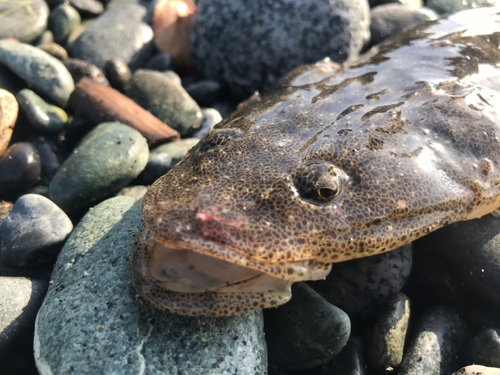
[0, 0, 49, 43]
[34, 196, 267, 375]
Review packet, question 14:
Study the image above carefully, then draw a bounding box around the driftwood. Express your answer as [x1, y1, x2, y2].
[69, 77, 180, 145]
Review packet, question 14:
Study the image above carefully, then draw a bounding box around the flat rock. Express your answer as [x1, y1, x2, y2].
[49, 122, 149, 211]
[0, 89, 18, 156]
[34, 196, 267, 375]
[0, 0, 49, 43]
[16, 89, 68, 133]
[0, 40, 74, 107]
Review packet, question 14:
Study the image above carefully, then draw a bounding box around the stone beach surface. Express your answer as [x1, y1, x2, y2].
[0, 0, 500, 374]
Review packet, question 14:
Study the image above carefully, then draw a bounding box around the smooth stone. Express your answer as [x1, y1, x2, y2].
[37, 43, 68, 61]
[127, 69, 203, 136]
[0, 201, 13, 227]
[49, 4, 81, 44]
[0, 40, 74, 107]
[0, 143, 41, 201]
[36, 30, 54, 46]
[368, 293, 411, 372]
[116, 185, 148, 199]
[0, 89, 18, 156]
[103, 58, 131, 93]
[265, 282, 350, 372]
[27, 185, 50, 198]
[193, 108, 223, 139]
[0, 0, 49, 43]
[34, 196, 267, 375]
[65, 18, 94, 54]
[72, 4, 154, 70]
[192, 0, 369, 100]
[64, 113, 96, 147]
[330, 338, 366, 375]
[453, 365, 500, 375]
[426, 0, 500, 14]
[185, 79, 222, 107]
[145, 52, 177, 72]
[28, 136, 60, 184]
[0, 194, 73, 268]
[399, 305, 469, 375]
[465, 328, 500, 367]
[63, 58, 110, 86]
[47, 0, 104, 16]
[309, 244, 412, 318]
[16, 89, 68, 133]
[0, 277, 46, 353]
[0, 65, 26, 95]
[49, 122, 149, 211]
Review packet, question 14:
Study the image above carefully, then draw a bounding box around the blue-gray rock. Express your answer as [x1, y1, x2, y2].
[37, 43, 68, 61]
[370, 4, 437, 46]
[0, 143, 41, 201]
[28, 136, 60, 184]
[145, 53, 176, 72]
[368, 293, 410, 372]
[0, 40, 74, 107]
[47, 0, 104, 16]
[399, 305, 469, 375]
[103, 58, 131, 93]
[127, 69, 203, 136]
[48, 4, 81, 45]
[65, 18, 93, 54]
[0, 0, 49, 43]
[193, 108, 223, 139]
[49, 122, 148, 211]
[185, 79, 222, 107]
[453, 365, 500, 375]
[465, 328, 500, 367]
[34, 196, 267, 375]
[330, 338, 366, 375]
[309, 244, 412, 318]
[63, 58, 110, 86]
[264, 282, 350, 372]
[191, 0, 370, 100]
[426, 0, 500, 14]
[0, 65, 25, 95]
[16, 89, 68, 133]
[72, 4, 154, 70]
[0, 277, 46, 353]
[0, 194, 73, 268]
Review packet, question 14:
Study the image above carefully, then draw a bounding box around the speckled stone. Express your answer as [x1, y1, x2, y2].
[368, 293, 411, 372]
[465, 328, 500, 367]
[452, 365, 500, 375]
[399, 305, 469, 375]
[426, 0, 500, 14]
[63, 58, 110, 86]
[16, 89, 68, 133]
[34, 196, 267, 375]
[0, 40, 74, 107]
[0, 0, 49, 43]
[265, 282, 350, 372]
[127, 69, 203, 136]
[193, 108, 222, 139]
[0, 194, 73, 268]
[191, 0, 370, 100]
[49, 4, 81, 45]
[72, 4, 154, 70]
[103, 58, 131, 93]
[49, 122, 148, 211]
[0, 89, 18, 156]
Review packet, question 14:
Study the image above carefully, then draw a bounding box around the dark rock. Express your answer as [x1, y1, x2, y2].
[465, 328, 500, 367]
[0, 0, 49, 43]
[185, 79, 222, 107]
[28, 136, 60, 184]
[145, 52, 176, 72]
[46, 0, 104, 16]
[64, 113, 96, 147]
[49, 4, 81, 45]
[16, 89, 68, 133]
[330, 338, 366, 375]
[0, 65, 26, 95]
[63, 58, 110, 86]
[103, 58, 131, 93]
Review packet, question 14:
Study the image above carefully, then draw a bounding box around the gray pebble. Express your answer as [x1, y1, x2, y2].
[49, 4, 81, 45]
[37, 43, 68, 61]
[0, 0, 49, 43]
[0, 194, 73, 268]
[16, 89, 68, 133]
[29, 136, 60, 184]
[103, 58, 131, 93]
[145, 53, 176, 72]
[47, 0, 103, 16]
[465, 328, 500, 367]
[185, 79, 222, 107]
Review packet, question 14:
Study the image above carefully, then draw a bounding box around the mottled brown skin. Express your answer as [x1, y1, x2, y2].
[131, 8, 500, 316]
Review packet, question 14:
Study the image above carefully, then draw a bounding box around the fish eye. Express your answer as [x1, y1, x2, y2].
[318, 186, 339, 200]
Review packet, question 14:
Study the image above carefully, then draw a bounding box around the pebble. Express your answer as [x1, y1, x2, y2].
[453, 365, 500, 375]
[191, 0, 370, 100]
[47, 0, 104, 16]
[48, 4, 81, 45]
[0, 0, 49, 43]
[330, 338, 366, 375]
[63, 58, 110, 87]
[465, 328, 500, 367]
[193, 108, 223, 139]
[103, 58, 131, 93]
[0, 277, 47, 352]
[0, 143, 41, 201]
[145, 52, 177, 72]
[399, 305, 468, 375]
[0, 194, 73, 268]
[0, 201, 13, 227]
[0, 65, 26, 95]
[28, 136, 60, 184]
[426, 0, 500, 14]
[64, 113, 96, 147]
[308, 244, 412, 318]
[36, 30, 54, 46]
[34, 196, 267, 375]
[49, 122, 149, 211]
[37, 43, 68, 61]
[127, 69, 203, 136]
[0, 89, 18, 156]
[0, 40, 74, 107]
[72, 4, 154, 70]
[264, 282, 350, 372]
[16, 89, 68, 133]
[185, 79, 222, 107]
[368, 293, 411, 372]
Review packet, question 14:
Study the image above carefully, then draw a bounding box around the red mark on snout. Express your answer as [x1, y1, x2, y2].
[195, 207, 244, 227]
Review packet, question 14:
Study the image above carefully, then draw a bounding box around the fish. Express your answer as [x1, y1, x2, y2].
[130, 7, 500, 316]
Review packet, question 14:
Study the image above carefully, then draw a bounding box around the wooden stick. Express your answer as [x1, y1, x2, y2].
[69, 77, 180, 145]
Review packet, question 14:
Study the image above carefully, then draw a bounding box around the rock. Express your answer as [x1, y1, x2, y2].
[47, 0, 104, 16]
[116, 185, 148, 199]
[145, 53, 177, 72]
[0, 201, 13, 227]
[369, 0, 423, 8]
[264, 282, 350, 372]
[103, 58, 131, 93]
[0, 0, 49, 43]
[399, 305, 469, 375]
[28, 136, 60, 184]
[0, 194, 73, 268]
[370, 4, 437, 46]
[308, 244, 412, 318]
[0, 277, 46, 352]
[465, 328, 500, 367]
[192, 0, 370, 100]
[426, 0, 500, 15]
[193, 108, 222, 139]
[63, 58, 110, 86]
[36, 30, 54, 46]
[0, 40, 74, 107]
[330, 338, 366, 375]
[0, 89, 18, 156]
[48, 4, 81, 45]
[0, 65, 26, 95]
[49, 122, 149, 211]
[0, 143, 41, 201]
[185, 79, 222, 107]
[452, 365, 500, 375]
[368, 293, 411, 372]
[34, 196, 267, 375]
[65, 18, 93, 54]
[72, 4, 154, 70]
[37, 43, 68, 61]
[127, 69, 203, 136]
[64, 113, 96, 147]
[16, 89, 68, 133]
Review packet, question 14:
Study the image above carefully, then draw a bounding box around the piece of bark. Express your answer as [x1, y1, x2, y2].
[69, 77, 180, 145]
[0, 89, 18, 156]
[152, 0, 196, 74]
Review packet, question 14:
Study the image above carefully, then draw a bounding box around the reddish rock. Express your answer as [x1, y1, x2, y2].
[0, 89, 18, 156]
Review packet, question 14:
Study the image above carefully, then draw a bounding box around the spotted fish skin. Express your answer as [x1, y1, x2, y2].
[131, 8, 500, 316]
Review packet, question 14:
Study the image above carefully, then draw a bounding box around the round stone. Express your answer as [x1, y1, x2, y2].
[0, 0, 49, 43]
[29, 135, 60, 184]
[37, 43, 69, 61]
[0, 89, 18, 156]
[103, 58, 131, 93]
[16, 89, 68, 133]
